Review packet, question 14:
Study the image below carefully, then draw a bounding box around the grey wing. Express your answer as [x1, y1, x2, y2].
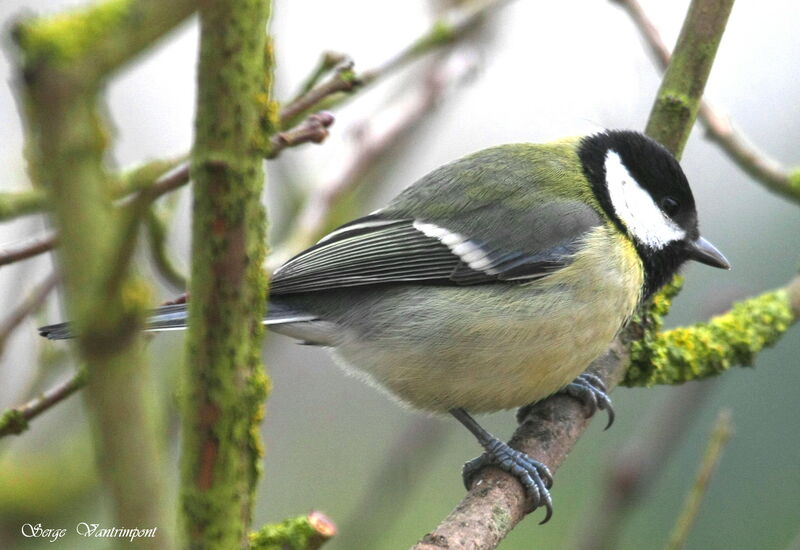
[270, 207, 601, 295]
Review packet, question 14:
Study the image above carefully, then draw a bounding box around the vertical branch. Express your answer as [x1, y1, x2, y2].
[180, 0, 272, 547]
[12, 1, 196, 543]
[644, 0, 735, 156]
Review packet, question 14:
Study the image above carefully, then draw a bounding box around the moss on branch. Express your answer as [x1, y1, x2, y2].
[625, 286, 796, 387]
[180, 0, 272, 547]
[789, 168, 800, 195]
[12, 0, 197, 542]
[13, 0, 196, 82]
[0, 190, 47, 221]
[645, 0, 735, 156]
[250, 512, 336, 550]
[14, 0, 131, 66]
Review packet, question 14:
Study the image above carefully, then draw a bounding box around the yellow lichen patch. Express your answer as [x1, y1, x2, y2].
[625, 288, 796, 387]
[15, 0, 131, 66]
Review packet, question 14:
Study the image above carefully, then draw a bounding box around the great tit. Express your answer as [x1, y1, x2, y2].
[40, 129, 730, 521]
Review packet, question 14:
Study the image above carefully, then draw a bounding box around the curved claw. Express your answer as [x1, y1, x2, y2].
[562, 373, 615, 429]
[461, 444, 554, 521]
[577, 372, 607, 392]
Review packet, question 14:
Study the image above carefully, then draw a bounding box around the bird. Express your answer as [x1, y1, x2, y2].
[39, 129, 730, 522]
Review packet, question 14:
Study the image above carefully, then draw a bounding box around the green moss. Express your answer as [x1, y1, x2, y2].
[180, 0, 272, 546]
[15, 0, 131, 66]
[116, 157, 184, 196]
[250, 515, 332, 550]
[491, 504, 512, 533]
[0, 409, 29, 436]
[624, 288, 795, 387]
[0, 190, 48, 221]
[659, 92, 692, 116]
[256, 38, 280, 153]
[788, 167, 800, 195]
[411, 20, 455, 55]
[145, 208, 187, 289]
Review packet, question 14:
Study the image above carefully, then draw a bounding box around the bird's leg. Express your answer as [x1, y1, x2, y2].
[450, 407, 554, 523]
[517, 372, 615, 429]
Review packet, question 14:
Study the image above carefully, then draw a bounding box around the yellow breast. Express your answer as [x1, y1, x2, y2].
[333, 225, 644, 413]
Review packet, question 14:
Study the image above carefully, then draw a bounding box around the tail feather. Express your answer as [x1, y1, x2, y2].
[38, 322, 74, 340]
[38, 300, 318, 340]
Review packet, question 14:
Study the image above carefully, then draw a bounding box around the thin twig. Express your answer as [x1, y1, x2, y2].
[786, 527, 800, 550]
[268, 53, 475, 271]
[278, 0, 511, 127]
[250, 511, 337, 550]
[267, 111, 336, 159]
[289, 51, 349, 103]
[575, 380, 717, 550]
[664, 409, 733, 550]
[0, 272, 58, 355]
[0, 233, 58, 267]
[0, 369, 88, 438]
[337, 417, 451, 550]
[280, 62, 361, 125]
[145, 208, 187, 290]
[613, 0, 800, 204]
[0, 162, 191, 270]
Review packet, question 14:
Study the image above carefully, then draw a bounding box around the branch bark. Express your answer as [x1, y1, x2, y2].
[0, 369, 88, 438]
[643, 0, 735, 156]
[179, 0, 272, 547]
[0, 272, 58, 356]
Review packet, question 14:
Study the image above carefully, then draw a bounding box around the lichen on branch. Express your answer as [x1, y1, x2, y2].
[250, 512, 336, 550]
[626, 284, 797, 387]
[179, 0, 273, 547]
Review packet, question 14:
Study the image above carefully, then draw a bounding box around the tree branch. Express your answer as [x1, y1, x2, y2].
[0, 369, 88, 438]
[0, 190, 47, 222]
[613, 0, 800, 204]
[250, 512, 337, 550]
[624, 277, 799, 386]
[0, 233, 57, 267]
[179, 0, 272, 546]
[665, 409, 733, 550]
[288, 51, 349, 103]
[266, 111, 335, 159]
[0, 272, 58, 356]
[411, 1, 737, 547]
[278, 0, 512, 127]
[643, 0, 735, 156]
[12, 0, 195, 542]
[145, 207, 187, 290]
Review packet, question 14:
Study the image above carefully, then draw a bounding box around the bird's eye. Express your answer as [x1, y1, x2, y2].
[660, 197, 680, 216]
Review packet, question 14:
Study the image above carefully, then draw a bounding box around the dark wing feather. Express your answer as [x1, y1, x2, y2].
[270, 215, 587, 295]
[271, 144, 606, 295]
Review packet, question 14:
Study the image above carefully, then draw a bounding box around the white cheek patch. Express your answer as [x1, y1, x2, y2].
[604, 151, 685, 249]
[413, 221, 497, 273]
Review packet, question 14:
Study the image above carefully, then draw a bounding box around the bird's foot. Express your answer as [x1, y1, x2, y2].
[560, 372, 615, 429]
[462, 439, 554, 523]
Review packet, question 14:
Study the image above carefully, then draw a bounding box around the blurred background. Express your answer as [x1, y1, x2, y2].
[0, 0, 798, 548]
